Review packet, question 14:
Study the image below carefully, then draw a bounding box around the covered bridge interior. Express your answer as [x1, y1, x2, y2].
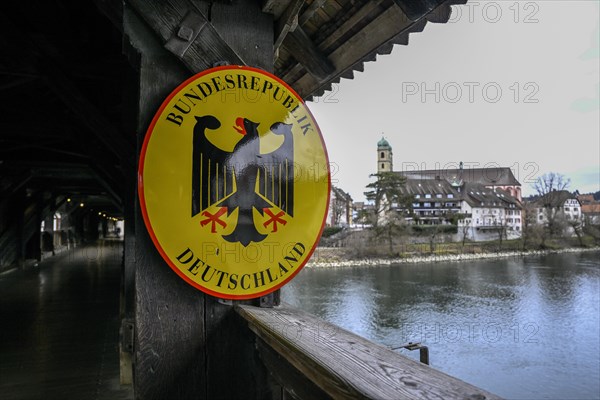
[0, 1, 489, 399]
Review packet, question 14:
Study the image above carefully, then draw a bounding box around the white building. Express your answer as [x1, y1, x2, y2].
[533, 190, 583, 235]
[327, 186, 353, 227]
[459, 183, 522, 241]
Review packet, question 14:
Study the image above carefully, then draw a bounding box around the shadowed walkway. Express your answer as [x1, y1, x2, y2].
[0, 240, 133, 400]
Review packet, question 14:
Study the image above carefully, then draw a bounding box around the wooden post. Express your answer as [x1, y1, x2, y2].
[123, 1, 276, 398]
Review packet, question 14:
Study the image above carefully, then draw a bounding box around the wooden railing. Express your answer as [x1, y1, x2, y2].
[236, 304, 503, 400]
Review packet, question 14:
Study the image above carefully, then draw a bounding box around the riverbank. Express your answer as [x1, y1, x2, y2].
[305, 246, 600, 268]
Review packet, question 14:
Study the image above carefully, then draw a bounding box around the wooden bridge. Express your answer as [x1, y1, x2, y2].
[0, 0, 502, 398]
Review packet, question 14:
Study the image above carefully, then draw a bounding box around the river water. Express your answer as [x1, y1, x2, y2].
[282, 251, 600, 400]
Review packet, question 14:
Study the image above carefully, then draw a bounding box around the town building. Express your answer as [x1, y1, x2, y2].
[532, 190, 584, 235]
[374, 138, 523, 241]
[459, 183, 522, 241]
[577, 194, 600, 225]
[327, 186, 353, 227]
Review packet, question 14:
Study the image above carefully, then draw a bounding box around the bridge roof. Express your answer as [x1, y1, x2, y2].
[0, 0, 463, 217]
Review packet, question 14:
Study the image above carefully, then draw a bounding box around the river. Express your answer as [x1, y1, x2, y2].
[282, 251, 600, 400]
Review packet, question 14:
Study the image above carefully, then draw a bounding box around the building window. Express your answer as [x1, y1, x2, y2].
[434, 202, 441, 207]
[539, 215, 543, 220]
[381, 163, 385, 169]
[565, 207, 570, 211]
[424, 202, 431, 207]
[380, 152, 385, 159]
[415, 194, 420, 199]
[425, 194, 431, 199]
[436, 194, 442, 198]
[448, 194, 454, 198]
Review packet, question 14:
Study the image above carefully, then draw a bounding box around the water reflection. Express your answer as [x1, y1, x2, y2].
[283, 251, 600, 400]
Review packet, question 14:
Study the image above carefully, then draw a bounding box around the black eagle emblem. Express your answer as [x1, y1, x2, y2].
[191, 115, 294, 246]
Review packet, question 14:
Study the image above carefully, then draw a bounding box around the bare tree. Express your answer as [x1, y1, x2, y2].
[568, 218, 585, 246]
[428, 223, 441, 254]
[522, 201, 543, 250]
[492, 214, 509, 251]
[330, 187, 348, 226]
[532, 172, 571, 240]
[460, 221, 471, 248]
[533, 172, 571, 195]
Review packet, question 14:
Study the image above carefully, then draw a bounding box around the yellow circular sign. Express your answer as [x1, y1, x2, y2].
[139, 66, 330, 299]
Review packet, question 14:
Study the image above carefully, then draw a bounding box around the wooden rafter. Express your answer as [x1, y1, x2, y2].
[274, 0, 305, 51]
[283, 26, 334, 80]
[127, 0, 243, 70]
[0, 13, 133, 166]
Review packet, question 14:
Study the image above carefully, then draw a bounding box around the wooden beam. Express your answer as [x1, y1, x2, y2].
[298, 0, 326, 26]
[274, 0, 305, 51]
[393, 0, 449, 21]
[290, 3, 426, 98]
[426, 3, 455, 23]
[237, 304, 504, 400]
[283, 26, 334, 81]
[262, 0, 292, 19]
[0, 14, 133, 166]
[0, 173, 32, 209]
[210, 0, 274, 71]
[316, 0, 386, 54]
[124, 3, 275, 397]
[93, 0, 124, 33]
[127, 0, 244, 72]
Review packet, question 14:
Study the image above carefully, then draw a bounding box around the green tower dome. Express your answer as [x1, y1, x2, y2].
[377, 137, 390, 148]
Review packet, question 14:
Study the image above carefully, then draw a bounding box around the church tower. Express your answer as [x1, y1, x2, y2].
[377, 137, 393, 173]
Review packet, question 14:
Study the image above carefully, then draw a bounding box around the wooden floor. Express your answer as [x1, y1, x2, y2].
[0, 240, 133, 400]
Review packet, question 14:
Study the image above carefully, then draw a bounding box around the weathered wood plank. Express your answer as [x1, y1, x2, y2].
[316, 0, 386, 54]
[291, 3, 425, 97]
[298, 0, 326, 26]
[274, 0, 304, 51]
[127, 0, 244, 72]
[262, 0, 293, 19]
[0, 13, 133, 165]
[126, 2, 278, 398]
[125, 7, 208, 399]
[283, 26, 334, 80]
[237, 304, 504, 400]
[256, 337, 331, 400]
[210, 0, 274, 71]
[393, 0, 449, 21]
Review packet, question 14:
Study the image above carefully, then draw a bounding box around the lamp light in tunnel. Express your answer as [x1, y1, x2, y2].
[67, 198, 71, 203]
[79, 203, 84, 207]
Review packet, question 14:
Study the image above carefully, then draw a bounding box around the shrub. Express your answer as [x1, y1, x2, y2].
[411, 225, 458, 235]
[322, 226, 343, 238]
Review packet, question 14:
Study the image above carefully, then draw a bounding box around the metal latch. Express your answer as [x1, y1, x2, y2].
[392, 342, 430, 365]
[259, 290, 280, 308]
[165, 11, 207, 57]
[120, 318, 135, 354]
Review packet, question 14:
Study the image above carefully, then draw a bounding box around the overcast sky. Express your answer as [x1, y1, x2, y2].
[307, 0, 599, 202]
